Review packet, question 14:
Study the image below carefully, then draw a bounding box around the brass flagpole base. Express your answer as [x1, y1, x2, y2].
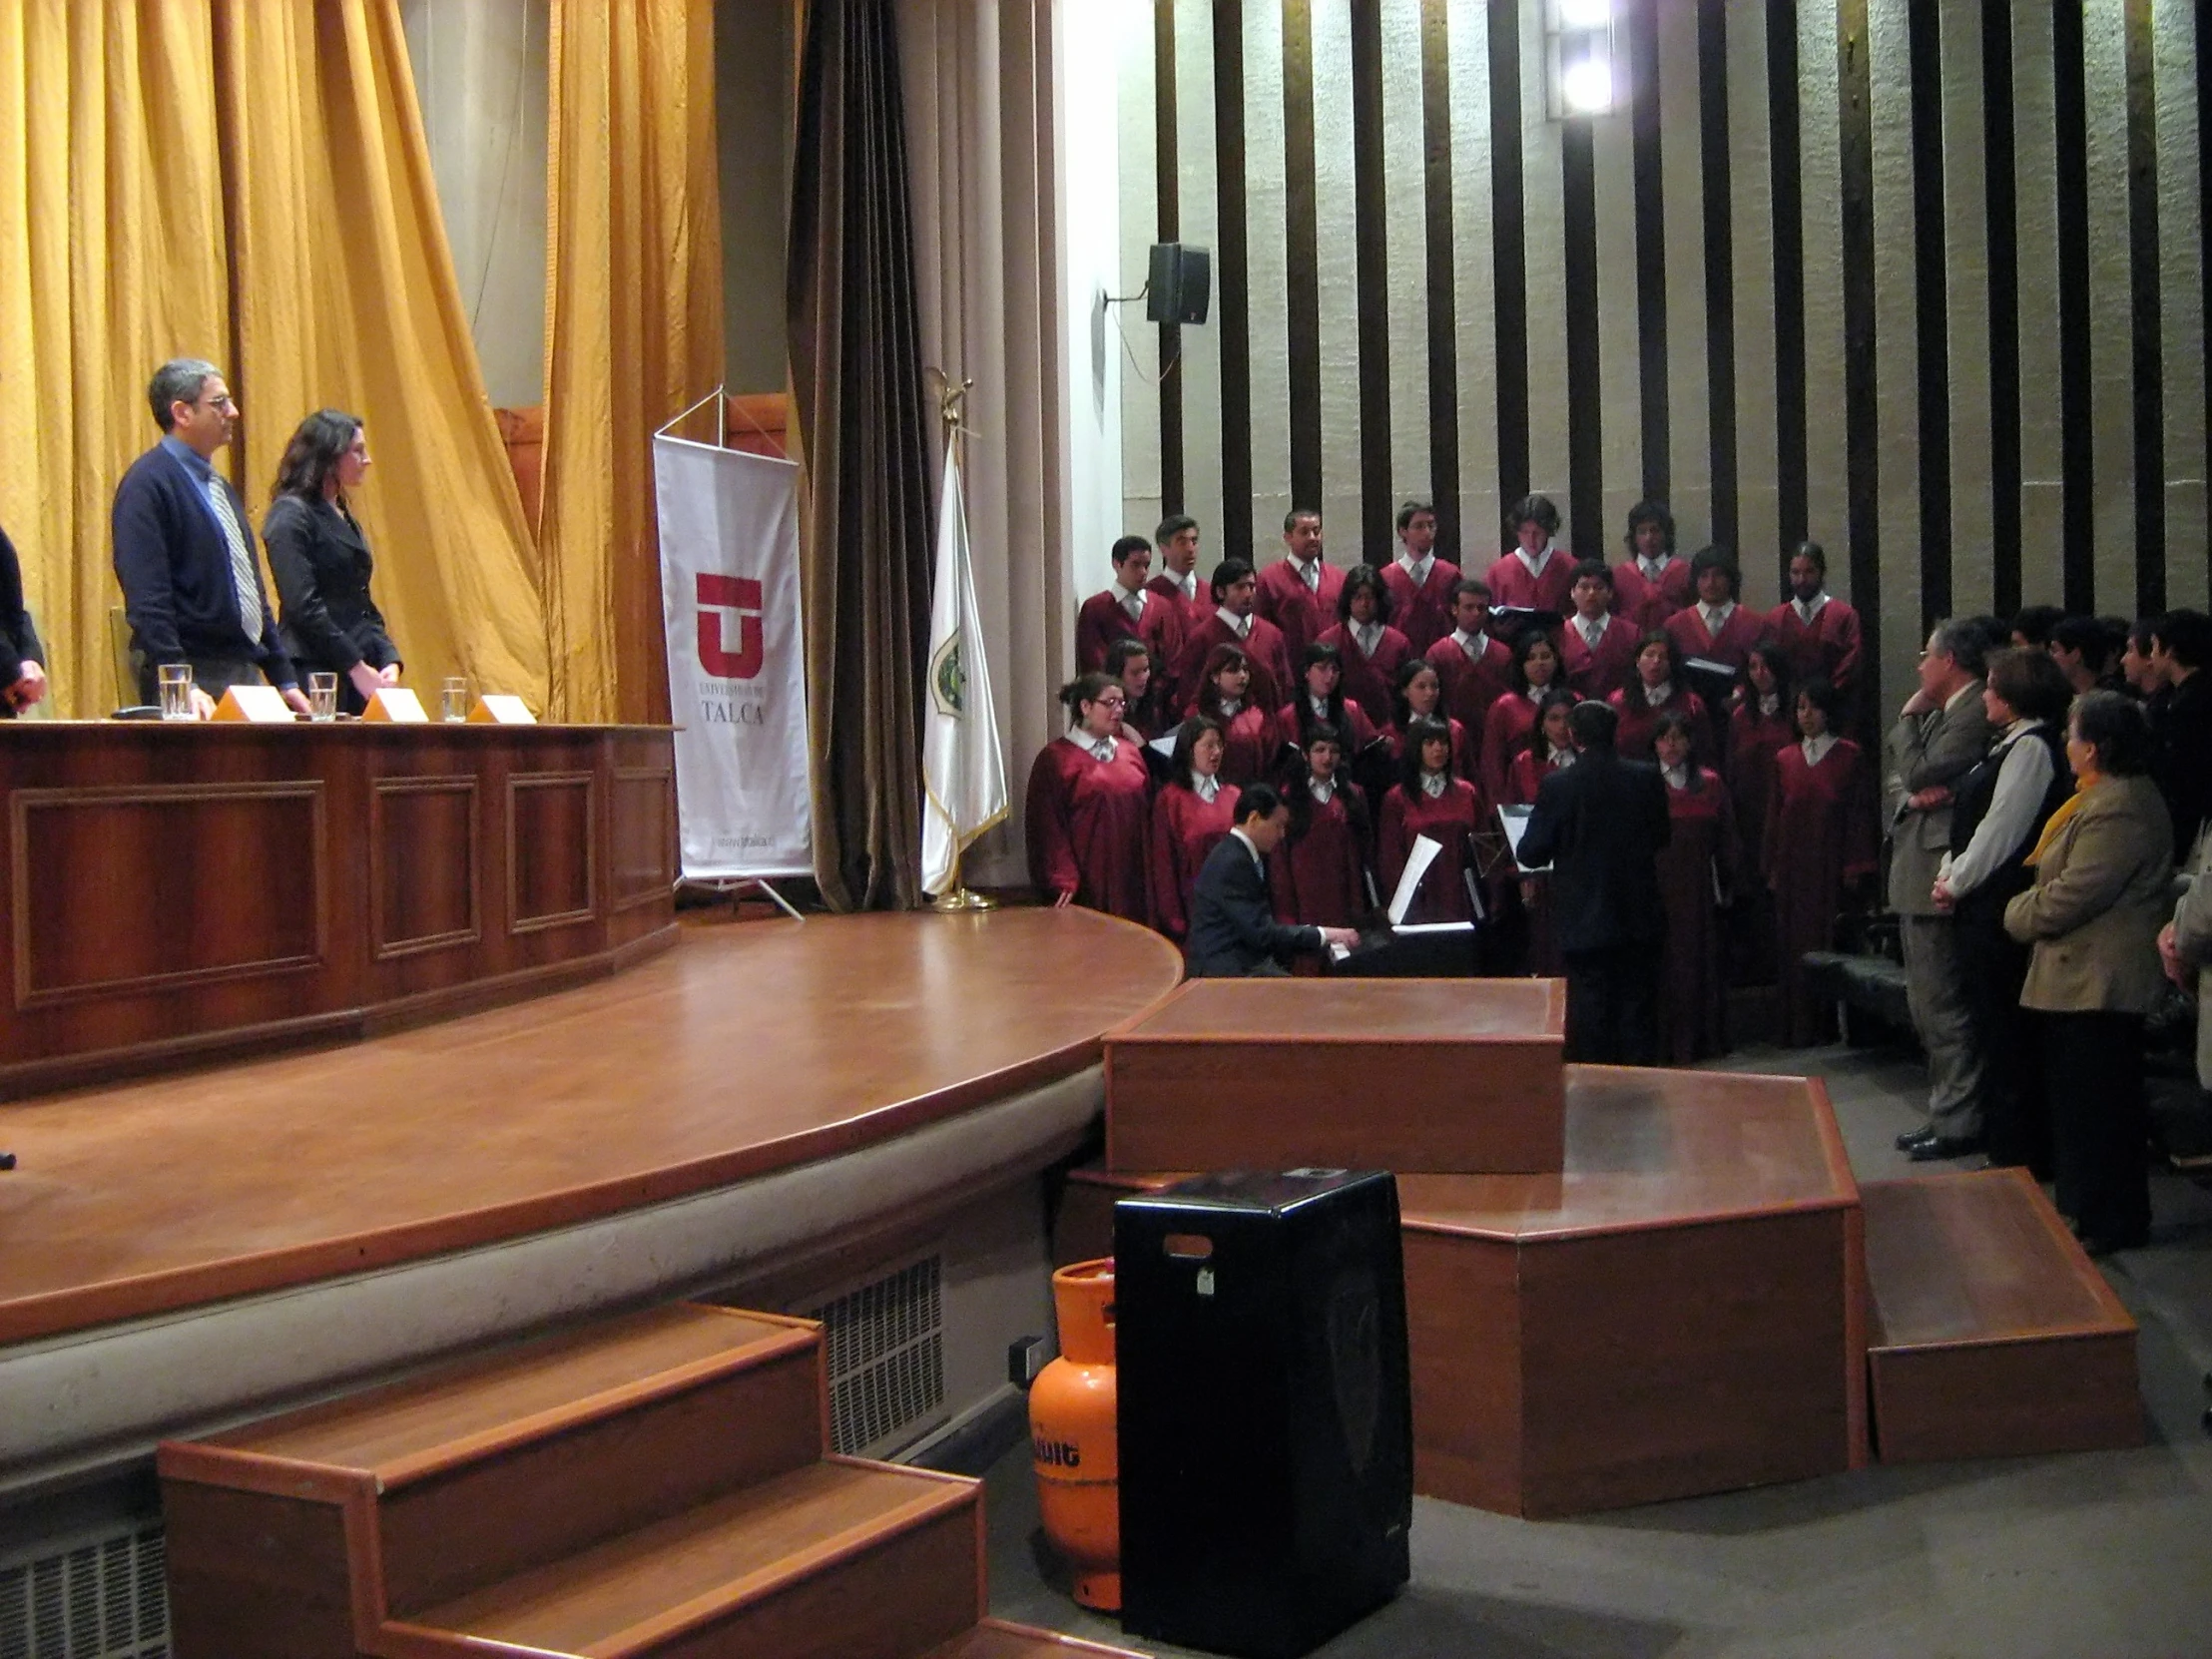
[929, 886, 999, 912]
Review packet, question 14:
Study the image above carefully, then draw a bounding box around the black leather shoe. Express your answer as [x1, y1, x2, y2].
[1906, 1134, 1984, 1163]
[1895, 1126, 1938, 1152]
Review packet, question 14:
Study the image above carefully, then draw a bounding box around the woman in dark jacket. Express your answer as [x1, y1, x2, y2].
[264, 409, 401, 712]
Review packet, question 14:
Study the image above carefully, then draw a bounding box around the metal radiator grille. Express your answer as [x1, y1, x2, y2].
[0, 1523, 168, 1659]
[804, 1255, 946, 1455]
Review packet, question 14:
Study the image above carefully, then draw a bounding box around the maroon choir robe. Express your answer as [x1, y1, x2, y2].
[1484, 548, 1576, 616]
[1665, 603, 1769, 680]
[1147, 782, 1241, 942]
[1380, 556, 1461, 655]
[1075, 584, 1180, 675]
[1318, 622, 1412, 728]
[1608, 683, 1710, 762]
[1763, 738, 1878, 1046]
[1766, 596, 1865, 700]
[1276, 699, 1379, 757]
[1144, 570, 1210, 646]
[1613, 557, 1694, 633]
[1269, 787, 1371, 926]
[1559, 613, 1639, 701]
[1506, 750, 1572, 974]
[1172, 612, 1296, 719]
[1378, 778, 1485, 924]
[1382, 715, 1478, 786]
[1212, 702, 1277, 788]
[1727, 696, 1799, 983]
[1024, 738, 1152, 921]
[1480, 690, 1553, 806]
[1656, 769, 1740, 1064]
[1254, 556, 1347, 666]
[1424, 633, 1516, 763]
[1504, 746, 1569, 808]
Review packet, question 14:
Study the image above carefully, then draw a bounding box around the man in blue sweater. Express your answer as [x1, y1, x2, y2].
[112, 358, 307, 716]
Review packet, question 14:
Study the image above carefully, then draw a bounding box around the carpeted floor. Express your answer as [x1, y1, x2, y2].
[983, 1043, 2212, 1658]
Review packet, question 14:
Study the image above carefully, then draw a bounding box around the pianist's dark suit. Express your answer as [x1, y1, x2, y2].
[1186, 831, 1324, 976]
[1518, 747, 1672, 1063]
[0, 524, 45, 719]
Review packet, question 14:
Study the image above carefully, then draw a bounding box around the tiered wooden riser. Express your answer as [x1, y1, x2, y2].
[1104, 977, 1566, 1174]
[1863, 1168, 2144, 1463]
[1060, 1064, 1870, 1520]
[158, 1304, 1145, 1659]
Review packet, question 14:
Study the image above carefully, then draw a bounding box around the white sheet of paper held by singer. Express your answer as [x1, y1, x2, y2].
[1382, 833, 1475, 935]
[1496, 804, 1551, 874]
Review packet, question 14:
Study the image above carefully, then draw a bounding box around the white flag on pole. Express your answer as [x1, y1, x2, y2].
[920, 441, 1009, 895]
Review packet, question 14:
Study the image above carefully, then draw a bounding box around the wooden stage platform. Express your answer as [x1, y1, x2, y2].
[0, 907, 1181, 1348]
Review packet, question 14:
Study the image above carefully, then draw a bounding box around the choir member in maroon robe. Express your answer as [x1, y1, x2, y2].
[1609, 632, 1710, 761]
[1076, 535, 1180, 673]
[1481, 628, 1566, 805]
[1170, 558, 1296, 718]
[1319, 564, 1412, 727]
[1504, 691, 1578, 806]
[1378, 717, 1485, 924]
[1425, 579, 1515, 765]
[1025, 673, 1152, 921]
[1612, 499, 1692, 633]
[1381, 500, 1460, 654]
[1726, 642, 1797, 983]
[1104, 636, 1172, 744]
[1143, 513, 1209, 642]
[1651, 713, 1740, 1063]
[1559, 559, 1639, 701]
[1484, 493, 1576, 616]
[1766, 540, 1864, 718]
[1195, 644, 1275, 788]
[1764, 679, 1879, 1045]
[1279, 641, 1380, 761]
[1664, 546, 1768, 709]
[1270, 724, 1374, 927]
[1253, 506, 1346, 667]
[1147, 717, 1241, 944]
[1385, 659, 1477, 784]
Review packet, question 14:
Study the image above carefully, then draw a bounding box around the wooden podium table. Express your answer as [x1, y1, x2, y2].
[0, 720, 675, 1093]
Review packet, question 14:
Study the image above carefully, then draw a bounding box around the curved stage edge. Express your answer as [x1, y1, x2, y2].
[0, 907, 1184, 1496]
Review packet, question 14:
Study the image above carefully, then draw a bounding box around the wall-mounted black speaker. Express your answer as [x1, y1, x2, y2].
[1146, 242, 1212, 325]
[1115, 1169, 1411, 1659]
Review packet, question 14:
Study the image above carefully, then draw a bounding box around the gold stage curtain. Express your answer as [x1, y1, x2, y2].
[788, 0, 934, 910]
[0, 0, 547, 719]
[538, 0, 724, 725]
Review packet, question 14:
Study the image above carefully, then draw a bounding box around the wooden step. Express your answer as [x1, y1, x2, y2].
[379, 1457, 983, 1659]
[1863, 1167, 2142, 1463]
[923, 1619, 1151, 1656]
[161, 1305, 830, 1656]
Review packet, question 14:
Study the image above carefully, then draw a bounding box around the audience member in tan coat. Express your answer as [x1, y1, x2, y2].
[2004, 691, 2174, 1255]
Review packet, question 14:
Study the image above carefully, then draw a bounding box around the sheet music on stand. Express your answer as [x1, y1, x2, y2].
[1332, 832, 1475, 960]
[1495, 804, 1551, 874]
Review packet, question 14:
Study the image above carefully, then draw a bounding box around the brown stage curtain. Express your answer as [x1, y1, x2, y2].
[539, 0, 725, 725]
[788, 0, 935, 910]
[0, 0, 548, 718]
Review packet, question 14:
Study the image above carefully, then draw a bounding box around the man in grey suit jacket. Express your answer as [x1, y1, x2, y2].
[1886, 619, 1995, 1156]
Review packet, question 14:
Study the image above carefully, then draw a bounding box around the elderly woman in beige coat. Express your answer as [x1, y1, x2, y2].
[2003, 690, 2173, 1254]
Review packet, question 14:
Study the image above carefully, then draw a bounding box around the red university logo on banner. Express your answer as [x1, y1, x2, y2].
[696, 573, 765, 679]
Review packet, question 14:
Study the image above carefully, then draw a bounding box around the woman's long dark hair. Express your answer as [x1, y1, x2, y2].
[1337, 563, 1393, 627]
[1285, 720, 1371, 844]
[1166, 716, 1226, 794]
[1397, 716, 1455, 797]
[272, 409, 365, 506]
[1390, 657, 1443, 732]
[1292, 641, 1353, 742]
[1738, 640, 1794, 721]
[1651, 710, 1707, 793]
[1195, 643, 1252, 722]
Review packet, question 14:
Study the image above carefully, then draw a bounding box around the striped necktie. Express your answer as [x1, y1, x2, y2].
[206, 479, 264, 642]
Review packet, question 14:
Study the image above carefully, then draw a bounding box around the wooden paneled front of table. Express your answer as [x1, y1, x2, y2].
[0, 722, 676, 1093]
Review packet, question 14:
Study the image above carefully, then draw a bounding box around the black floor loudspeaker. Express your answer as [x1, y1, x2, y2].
[1115, 1169, 1412, 1659]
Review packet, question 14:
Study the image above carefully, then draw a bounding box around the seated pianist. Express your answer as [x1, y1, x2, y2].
[112, 357, 309, 719]
[1185, 783, 1360, 977]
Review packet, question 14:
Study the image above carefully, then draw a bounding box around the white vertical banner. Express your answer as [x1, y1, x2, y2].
[653, 435, 813, 878]
[920, 442, 1009, 894]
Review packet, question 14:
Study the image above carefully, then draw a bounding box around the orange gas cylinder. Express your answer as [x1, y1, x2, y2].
[1029, 1257, 1121, 1610]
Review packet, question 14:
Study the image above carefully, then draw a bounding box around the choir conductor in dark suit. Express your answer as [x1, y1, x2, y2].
[1518, 700, 1673, 1063]
[1186, 783, 1362, 976]
[112, 358, 307, 716]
